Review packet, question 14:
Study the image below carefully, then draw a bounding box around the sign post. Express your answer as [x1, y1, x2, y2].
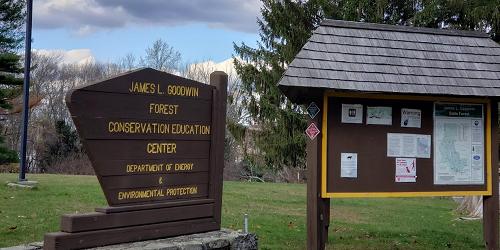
[483, 99, 499, 249]
[44, 68, 228, 249]
[306, 97, 330, 250]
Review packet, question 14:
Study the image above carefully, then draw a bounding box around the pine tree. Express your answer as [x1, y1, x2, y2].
[413, 0, 500, 42]
[0, 0, 25, 164]
[233, 0, 499, 172]
[233, 0, 334, 171]
[38, 120, 81, 172]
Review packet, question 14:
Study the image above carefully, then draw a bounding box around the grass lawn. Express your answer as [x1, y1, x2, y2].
[0, 173, 485, 249]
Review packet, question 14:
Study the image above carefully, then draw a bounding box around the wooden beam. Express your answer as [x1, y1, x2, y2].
[44, 218, 218, 250]
[62, 204, 214, 233]
[483, 100, 499, 250]
[209, 71, 228, 227]
[307, 95, 330, 250]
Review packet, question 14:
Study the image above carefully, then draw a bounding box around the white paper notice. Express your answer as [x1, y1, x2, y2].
[401, 134, 416, 157]
[367, 106, 392, 125]
[416, 135, 431, 158]
[471, 145, 484, 182]
[341, 153, 357, 178]
[401, 109, 421, 128]
[471, 119, 483, 144]
[341, 104, 363, 124]
[387, 133, 431, 158]
[387, 133, 402, 157]
[395, 158, 417, 182]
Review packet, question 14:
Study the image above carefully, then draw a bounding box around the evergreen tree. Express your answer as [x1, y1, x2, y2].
[234, 0, 499, 171]
[0, 0, 25, 164]
[233, 0, 334, 171]
[0, 0, 24, 52]
[413, 0, 500, 42]
[38, 120, 81, 172]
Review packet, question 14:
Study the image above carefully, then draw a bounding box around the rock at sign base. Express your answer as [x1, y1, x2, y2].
[88, 229, 258, 250]
[6, 181, 38, 189]
[3, 229, 257, 250]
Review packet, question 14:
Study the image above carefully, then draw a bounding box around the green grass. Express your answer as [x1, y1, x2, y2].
[0, 174, 485, 249]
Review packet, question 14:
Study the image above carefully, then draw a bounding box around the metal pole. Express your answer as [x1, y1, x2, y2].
[19, 0, 33, 181]
[243, 213, 248, 233]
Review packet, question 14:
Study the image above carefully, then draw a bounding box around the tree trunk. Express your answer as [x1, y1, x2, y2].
[457, 196, 483, 218]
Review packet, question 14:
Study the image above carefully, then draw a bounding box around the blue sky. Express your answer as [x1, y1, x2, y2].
[31, 0, 261, 64]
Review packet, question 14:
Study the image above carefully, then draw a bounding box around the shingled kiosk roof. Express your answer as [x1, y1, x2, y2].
[278, 19, 500, 103]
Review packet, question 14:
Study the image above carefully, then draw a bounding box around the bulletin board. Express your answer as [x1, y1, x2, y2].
[321, 92, 492, 198]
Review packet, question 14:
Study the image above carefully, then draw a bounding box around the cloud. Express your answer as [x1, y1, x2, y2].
[34, 0, 129, 30]
[34, 0, 261, 35]
[34, 48, 95, 65]
[187, 58, 237, 75]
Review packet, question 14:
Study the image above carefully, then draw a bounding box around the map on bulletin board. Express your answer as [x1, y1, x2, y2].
[434, 103, 485, 185]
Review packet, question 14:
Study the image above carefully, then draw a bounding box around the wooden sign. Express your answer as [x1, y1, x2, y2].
[303, 92, 499, 250]
[44, 68, 228, 249]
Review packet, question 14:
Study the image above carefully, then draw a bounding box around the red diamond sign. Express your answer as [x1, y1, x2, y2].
[305, 123, 320, 140]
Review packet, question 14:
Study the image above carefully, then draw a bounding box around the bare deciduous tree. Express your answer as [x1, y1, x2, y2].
[119, 53, 137, 71]
[6, 53, 128, 174]
[140, 39, 181, 73]
[180, 59, 255, 180]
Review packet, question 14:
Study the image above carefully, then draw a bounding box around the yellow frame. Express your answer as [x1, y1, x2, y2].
[321, 91, 493, 198]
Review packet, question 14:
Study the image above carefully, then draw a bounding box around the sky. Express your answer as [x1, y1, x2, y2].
[31, 0, 262, 65]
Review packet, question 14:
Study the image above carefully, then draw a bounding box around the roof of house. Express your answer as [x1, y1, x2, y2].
[278, 19, 500, 103]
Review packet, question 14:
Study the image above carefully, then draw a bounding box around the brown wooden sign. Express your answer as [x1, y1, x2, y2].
[67, 68, 215, 206]
[44, 68, 228, 249]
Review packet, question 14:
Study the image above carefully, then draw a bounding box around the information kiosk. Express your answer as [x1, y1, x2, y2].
[278, 20, 500, 249]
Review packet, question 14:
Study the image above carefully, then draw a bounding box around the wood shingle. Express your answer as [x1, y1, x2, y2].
[278, 19, 500, 103]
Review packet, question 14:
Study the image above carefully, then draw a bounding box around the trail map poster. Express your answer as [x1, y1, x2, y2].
[434, 103, 484, 185]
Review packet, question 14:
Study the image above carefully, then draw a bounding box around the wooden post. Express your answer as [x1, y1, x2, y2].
[484, 100, 499, 250]
[307, 96, 330, 250]
[209, 71, 228, 227]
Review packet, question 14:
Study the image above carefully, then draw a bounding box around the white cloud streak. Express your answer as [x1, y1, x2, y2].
[34, 49, 95, 65]
[34, 0, 261, 35]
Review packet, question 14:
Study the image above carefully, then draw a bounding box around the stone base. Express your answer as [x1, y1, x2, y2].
[6, 180, 38, 189]
[0, 241, 43, 250]
[90, 229, 257, 250]
[2, 229, 257, 250]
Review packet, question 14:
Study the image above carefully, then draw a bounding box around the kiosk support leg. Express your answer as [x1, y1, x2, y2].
[484, 100, 499, 250]
[307, 98, 330, 250]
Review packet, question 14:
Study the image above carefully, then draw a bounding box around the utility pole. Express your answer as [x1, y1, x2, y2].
[19, 0, 33, 181]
